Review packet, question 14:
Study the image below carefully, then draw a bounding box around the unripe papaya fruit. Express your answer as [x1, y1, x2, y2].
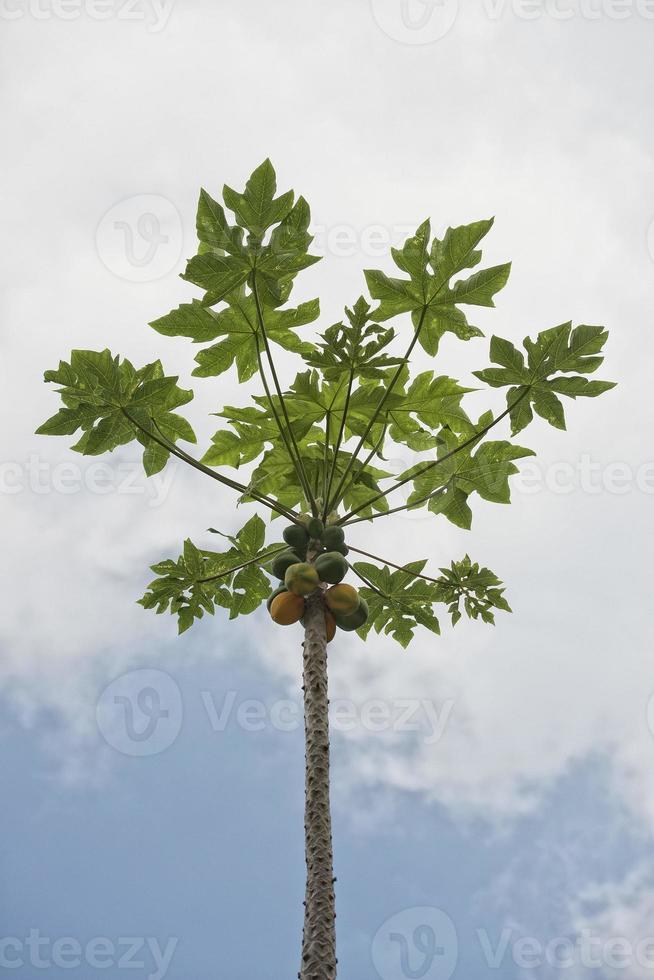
[334, 598, 369, 631]
[307, 516, 324, 539]
[266, 585, 288, 611]
[314, 551, 347, 585]
[325, 583, 359, 616]
[270, 591, 305, 625]
[333, 543, 349, 557]
[271, 549, 304, 581]
[322, 525, 345, 550]
[283, 524, 309, 552]
[285, 562, 320, 596]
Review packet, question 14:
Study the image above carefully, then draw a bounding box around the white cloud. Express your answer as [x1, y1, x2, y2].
[2, 1, 653, 849]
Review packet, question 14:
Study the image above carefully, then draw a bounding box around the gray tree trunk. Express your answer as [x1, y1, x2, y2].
[299, 589, 337, 979]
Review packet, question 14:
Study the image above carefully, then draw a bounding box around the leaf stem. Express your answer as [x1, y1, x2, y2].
[251, 274, 317, 515]
[197, 546, 287, 584]
[328, 306, 428, 510]
[122, 409, 300, 523]
[347, 545, 443, 585]
[323, 367, 354, 518]
[338, 388, 530, 524]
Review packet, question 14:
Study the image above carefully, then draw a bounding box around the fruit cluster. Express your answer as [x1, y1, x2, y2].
[266, 518, 369, 639]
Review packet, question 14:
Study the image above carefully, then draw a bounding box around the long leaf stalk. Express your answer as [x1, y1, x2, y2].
[122, 409, 300, 523]
[197, 545, 287, 585]
[327, 305, 429, 510]
[251, 274, 318, 515]
[338, 388, 530, 524]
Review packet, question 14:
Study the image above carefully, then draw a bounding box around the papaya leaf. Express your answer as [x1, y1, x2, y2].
[364, 217, 509, 354]
[473, 324, 616, 434]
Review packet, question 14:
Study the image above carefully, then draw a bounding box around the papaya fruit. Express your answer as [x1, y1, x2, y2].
[307, 516, 324, 539]
[325, 610, 336, 642]
[283, 524, 309, 552]
[270, 591, 305, 625]
[315, 551, 347, 585]
[266, 584, 288, 611]
[334, 598, 369, 632]
[285, 562, 320, 596]
[322, 525, 345, 550]
[271, 549, 305, 581]
[334, 543, 349, 557]
[325, 583, 359, 616]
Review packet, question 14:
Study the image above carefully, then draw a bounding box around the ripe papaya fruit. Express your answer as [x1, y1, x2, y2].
[325, 583, 359, 616]
[307, 516, 324, 539]
[322, 525, 345, 550]
[285, 562, 320, 596]
[266, 585, 288, 611]
[334, 598, 369, 631]
[325, 610, 336, 642]
[270, 591, 305, 625]
[315, 551, 347, 585]
[283, 524, 309, 552]
[271, 549, 304, 581]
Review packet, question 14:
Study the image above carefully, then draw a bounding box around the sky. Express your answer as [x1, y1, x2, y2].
[1, 1, 654, 977]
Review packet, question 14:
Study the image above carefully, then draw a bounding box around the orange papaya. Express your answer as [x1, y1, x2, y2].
[325, 583, 359, 616]
[270, 591, 305, 625]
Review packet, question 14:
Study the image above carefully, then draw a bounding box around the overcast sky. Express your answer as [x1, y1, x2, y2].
[2, 2, 654, 978]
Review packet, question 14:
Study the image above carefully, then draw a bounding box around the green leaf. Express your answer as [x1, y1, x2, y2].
[473, 323, 615, 434]
[223, 159, 294, 237]
[365, 220, 508, 354]
[37, 350, 196, 473]
[180, 252, 250, 305]
[139, 517, 281, 632]
[353, 561, 441, 647]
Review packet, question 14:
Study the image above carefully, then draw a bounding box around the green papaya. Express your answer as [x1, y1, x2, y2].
[322, 525, 345, 550]
[315, 551, 347, 585]
[271, 550, 304, 581]
[334, 598, 369, 631]
[266, 585, 288, 611]
[334, 543, 349, 557]
[307, 516, 324, 539]
[285, 562, 320, 596]
[283, 523, 309, 552]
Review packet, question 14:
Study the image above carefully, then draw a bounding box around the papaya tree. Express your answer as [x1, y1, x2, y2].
[37, 160, 615, 979]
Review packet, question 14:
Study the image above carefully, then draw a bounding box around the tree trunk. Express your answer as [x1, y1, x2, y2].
[299, 589, 337, 979]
